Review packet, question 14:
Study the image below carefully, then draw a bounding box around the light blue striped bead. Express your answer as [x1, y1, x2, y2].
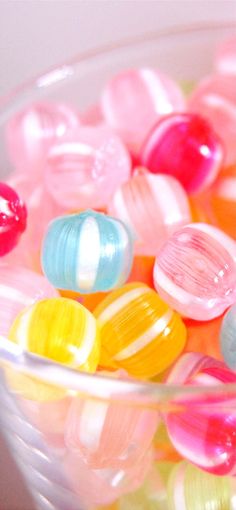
[41, 210, 133, 293]
[220, 304, 236, 370]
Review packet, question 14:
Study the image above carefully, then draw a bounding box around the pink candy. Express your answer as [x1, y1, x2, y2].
[0, 182, 27, 256]
[215, 37, 236, 75]
[101, 68, 185, 152]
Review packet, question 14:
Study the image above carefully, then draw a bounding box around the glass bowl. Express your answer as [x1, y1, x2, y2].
[0, 22, 236, 510]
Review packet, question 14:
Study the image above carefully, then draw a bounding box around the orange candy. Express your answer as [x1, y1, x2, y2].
[211, 165, 236, 239]
[184, 315, 223, 360]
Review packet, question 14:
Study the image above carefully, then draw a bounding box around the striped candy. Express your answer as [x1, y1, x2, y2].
[220, 304, 236, 370]
[108, 169, 191, 256]
[42, 210, 133, 293]
[94, 282, 187, 379]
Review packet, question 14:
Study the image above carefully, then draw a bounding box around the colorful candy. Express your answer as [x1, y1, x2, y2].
[215, 36, 236, 75]
[101, 68, 185, 152]
[0, 182, 27, 256]
[44, 126, 131, 209]
[220, 304, 236, 370]
[108, 168, 191, 255]
[211, 164, 236, 239]
[141, 113, 224, 194]
[94, 282, 187, 378]
[154, 223, 236, 320]
[42, 210, 133, 293]
[184, 315, 222, 360]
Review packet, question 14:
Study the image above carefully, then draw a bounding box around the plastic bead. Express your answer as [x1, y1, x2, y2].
[101, 68, 185, 152]
[220, 303, 236, 370]
[8, 297, 100, 373]
[141, 113, 224, 194]
[42, 210, 133, 293]
[0, 182, 27, 256]
[108, 169, 191, 256]
[154, 223, 236, 320]
[0, 263, 59, 338]
[211, 164, 236, 239]
[188, 74, 236, 165]
[167, 461, 236, 510]
[6, 102, 80, 175]
[44, 126, 131, 209]
[215, 37, 236, 75]
[94, 282, 187, 379]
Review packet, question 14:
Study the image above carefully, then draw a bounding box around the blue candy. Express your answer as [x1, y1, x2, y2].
[220, 304, 236, 370]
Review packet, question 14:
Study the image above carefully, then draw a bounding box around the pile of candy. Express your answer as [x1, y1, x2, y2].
[1, 35, 236, 509]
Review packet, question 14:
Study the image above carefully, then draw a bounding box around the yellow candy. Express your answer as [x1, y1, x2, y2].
[94, 282, 186, 379]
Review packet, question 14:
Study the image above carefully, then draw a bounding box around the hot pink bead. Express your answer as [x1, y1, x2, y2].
[6, 102, 80, 176]
[0, 182, 27, 256]
[45, 126, 131, 209]
[165, 352, 236, 476]
[101, 68, 185, 153]
[0, 263, 59, 338]
[141, 113, 224, 194]
[215, 37, 236, 75]
[154, 223, 236, 320]
[188, 75, 236, 165]
[108, 169, 191, 256]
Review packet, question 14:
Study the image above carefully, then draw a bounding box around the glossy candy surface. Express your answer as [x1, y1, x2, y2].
[154, 223, 236, 320]
[220, 303, 236, 370]
[101, 68, 185, 152]
[94, 282, 187, 378]
[108, 169, 191, 256]
[215, 36, 236, 75]
[42, 210, 133, 293]
[0, 182, 27, 256]
[45, 126, 131, 209]
[141, 113, 224, 194]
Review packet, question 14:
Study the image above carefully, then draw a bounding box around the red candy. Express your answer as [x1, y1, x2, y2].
[0, 182, 27, 256]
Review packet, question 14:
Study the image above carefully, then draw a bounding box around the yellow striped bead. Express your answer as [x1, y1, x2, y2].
[94, 282, 186, 379]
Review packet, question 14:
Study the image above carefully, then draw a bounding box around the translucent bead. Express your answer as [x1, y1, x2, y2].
[94, 282, 187, 379]
[220, 304, 236, 370]
[0, 263, 58, 338]
[8, 297, 100, 373]
[6, 102, 80, 175]
[215, 36, 236, 75]
[141, 113, 224, 194]
[188, 74, 236, 165]
[101, 68, 185, 153]
[44, 126, 131, 209]
[211, 164, 236, 239]
[108, 169, 191, 256]
[167, 461, 236, 510]
[42, 210, 133, 293]
[0, 181, 27, 256]
[154, 223, 236, 320]
[165, 352, 236, 475]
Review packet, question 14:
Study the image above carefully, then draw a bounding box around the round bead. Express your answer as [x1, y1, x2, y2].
[44, 126, 131, 209]
[6, 102, 80, 175]
[154, 223, 236, 320]
[220, 304, 236, 370]
[42, 210, 133, 293]
[108, 169, 191, 256]
[141, 113, 224, 194]
[188, 74, 236, 165]
[101, 68, 185, 152]
[94, 282, 187, 379]
[215, 36, 236, 75]
[0, 181, 27, 256]
[211, 164, 236, 239]
[0, 263, 59, 338]
[8, 297, 100, 373]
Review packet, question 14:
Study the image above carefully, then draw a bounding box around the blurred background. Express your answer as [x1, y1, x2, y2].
[0, 1, 236, 508]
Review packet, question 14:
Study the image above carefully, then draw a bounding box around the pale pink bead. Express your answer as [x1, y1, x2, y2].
[101, 68, 185, 153]
[154, 223, 236, 320]
[188, 75, 236, 165]
[6, 102, 80, 176]
[215, 37, 236, 75]
[108, 169, 191, 256]
[0, 263, 58, 338]
[45, 126, 131, 209]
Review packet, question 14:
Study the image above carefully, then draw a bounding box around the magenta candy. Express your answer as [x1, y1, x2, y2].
[215, 37, 236, 75]
[101, 68, 185, 152]
[165, 352, 236, 476]
[6, 102, 80, 175]
[45, 126, 131, 209]
[154, 223, 236, 320]
[141, 113, 224, 194]
[189, 75, 236, 165]
[108, 169, 191, 256]
[0, 182, 27, 256]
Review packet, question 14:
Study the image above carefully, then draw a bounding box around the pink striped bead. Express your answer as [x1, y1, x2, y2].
[108, 169, 191, 256]
[45, 126, 131, 209]
[165, 353, 236, 476]
[215, 37, 236, 75]
[101, 68, 185, 153]
[189, 74, 236, 165]
[154, 223, 236, 320]
[141, 113, 224, 194]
